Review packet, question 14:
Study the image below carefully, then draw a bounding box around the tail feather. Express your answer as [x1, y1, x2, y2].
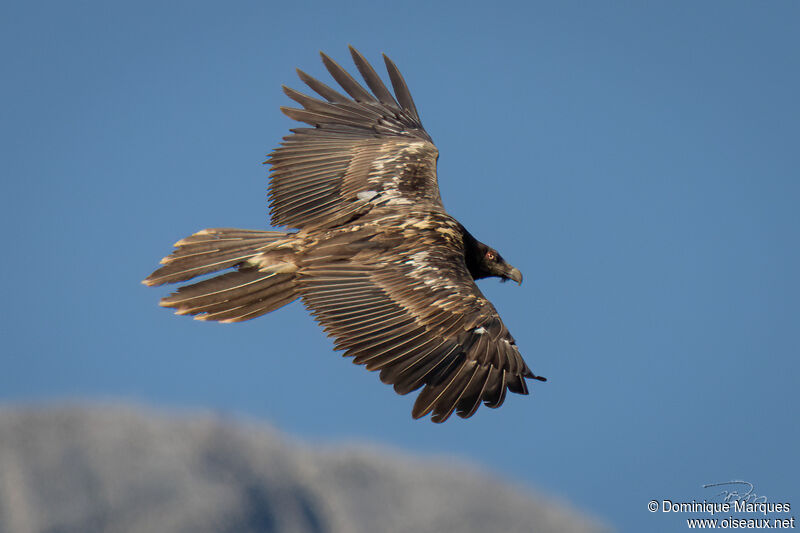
[162, 269, 279, 308]
[143, 228, 289, 286]
[166, 270, 296, 323]
[195, 286, 299, 322]
[144, 228, 300, 323]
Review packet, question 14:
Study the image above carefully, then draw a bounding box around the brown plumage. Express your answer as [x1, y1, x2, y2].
[144, 47, 545, 422]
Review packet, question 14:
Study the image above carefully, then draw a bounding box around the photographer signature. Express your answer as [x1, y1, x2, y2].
[703, 480, 767, 504]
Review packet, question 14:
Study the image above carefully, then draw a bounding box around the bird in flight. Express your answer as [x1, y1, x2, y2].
[144, 47, 545, 422]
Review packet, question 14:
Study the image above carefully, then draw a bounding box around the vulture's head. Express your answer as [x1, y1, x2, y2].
[466, 238, 523, 285]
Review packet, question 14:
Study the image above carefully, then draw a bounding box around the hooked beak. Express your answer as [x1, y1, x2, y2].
[506, 266, 523, 285]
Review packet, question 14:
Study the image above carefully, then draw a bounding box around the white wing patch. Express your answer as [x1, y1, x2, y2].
[405, 250, 430, 266]
[357, 190, 379, 202]
[403, 250, 459, 291]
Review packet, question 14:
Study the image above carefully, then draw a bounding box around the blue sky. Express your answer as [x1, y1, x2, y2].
[2, 1, 798, 531]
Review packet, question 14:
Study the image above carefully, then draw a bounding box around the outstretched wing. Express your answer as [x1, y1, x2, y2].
[298, 220, 545, 423]
[267, 46, 442, 230]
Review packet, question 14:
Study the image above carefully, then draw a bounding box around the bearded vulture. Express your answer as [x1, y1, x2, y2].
[144, 47, 546, 422]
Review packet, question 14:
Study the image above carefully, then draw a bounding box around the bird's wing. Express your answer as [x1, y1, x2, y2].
[298, 221, 544, 422]
[267, 46, 442, 230]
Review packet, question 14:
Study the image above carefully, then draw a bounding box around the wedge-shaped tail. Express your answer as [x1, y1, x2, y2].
[143, 228, 299, 323]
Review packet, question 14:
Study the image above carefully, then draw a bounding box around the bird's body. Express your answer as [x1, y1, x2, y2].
[144, 47, 545, 422]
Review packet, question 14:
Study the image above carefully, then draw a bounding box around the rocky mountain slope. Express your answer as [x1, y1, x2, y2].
[0, 405, 608, 533]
